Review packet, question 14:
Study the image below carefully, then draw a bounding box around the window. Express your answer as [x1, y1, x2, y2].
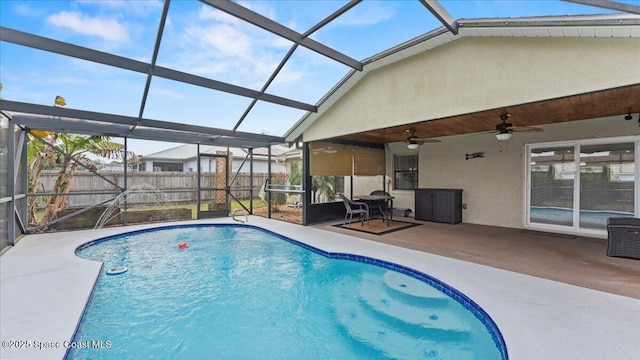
[529, 146, 575, 227]
[152, 162, 184, 172]
[394, 154, 418, 190]
[527, 139, 637, 233]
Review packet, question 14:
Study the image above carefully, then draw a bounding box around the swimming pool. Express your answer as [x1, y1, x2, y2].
[530, 206, 634, 229]
[70, 224, 507, 359]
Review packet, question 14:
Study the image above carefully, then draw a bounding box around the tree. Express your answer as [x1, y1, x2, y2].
[270, 172, 288, 212]
[289, 162, 302, 187]
[311, 175, 339, 203]
[33, 133, 132, 227]
[26, 130, 56, 226]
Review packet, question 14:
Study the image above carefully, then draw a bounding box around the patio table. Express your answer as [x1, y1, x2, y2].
[354, 194, 394, 225]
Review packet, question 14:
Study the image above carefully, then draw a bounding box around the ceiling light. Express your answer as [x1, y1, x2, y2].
[406, 142, 420, 150]
[495, 132, 512, 141]
[624, 112, 633, 121]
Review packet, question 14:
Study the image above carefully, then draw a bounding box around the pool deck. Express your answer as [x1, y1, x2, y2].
[1, 217, 639, 359]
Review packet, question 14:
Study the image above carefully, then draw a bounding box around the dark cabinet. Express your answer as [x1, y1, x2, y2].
[415, 189, 463, 224]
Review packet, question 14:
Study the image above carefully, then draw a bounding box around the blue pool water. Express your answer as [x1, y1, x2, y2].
[70, 224, 506, 359]
[530, 206, 634, 228]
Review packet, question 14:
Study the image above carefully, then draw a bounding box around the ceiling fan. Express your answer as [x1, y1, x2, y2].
[405, 128, 440, 149]
[494, 113, 543, 140]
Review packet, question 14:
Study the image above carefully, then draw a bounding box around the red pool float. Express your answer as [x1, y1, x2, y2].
[178, 242, 188, 249]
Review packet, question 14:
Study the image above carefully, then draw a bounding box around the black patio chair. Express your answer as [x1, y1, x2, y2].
[338, 193, 369, 226]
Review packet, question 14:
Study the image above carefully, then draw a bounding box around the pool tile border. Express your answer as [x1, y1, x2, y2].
[75, 223, 509, 360]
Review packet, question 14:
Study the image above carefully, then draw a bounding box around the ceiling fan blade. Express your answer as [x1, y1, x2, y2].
[415, 138, 441, 143]
[468, 130, 495, 137]
[510, 126, 543, 133]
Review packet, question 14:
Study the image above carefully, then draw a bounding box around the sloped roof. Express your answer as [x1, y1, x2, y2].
[284, 13, 640, 143]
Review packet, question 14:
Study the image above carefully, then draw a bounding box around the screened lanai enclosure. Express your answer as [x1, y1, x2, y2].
[2, 0, 640, 251]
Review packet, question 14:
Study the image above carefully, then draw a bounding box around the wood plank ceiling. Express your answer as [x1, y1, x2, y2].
[335, 83, 640, 145]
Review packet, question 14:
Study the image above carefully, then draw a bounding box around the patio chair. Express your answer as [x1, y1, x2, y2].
[338, 193, 369, 226]
[606, 217, 640, 260]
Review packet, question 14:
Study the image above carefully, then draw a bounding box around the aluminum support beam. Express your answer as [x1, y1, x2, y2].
[123, 137, 128, 225]
[0, 27, 148, 71]
[150, 66, 317, 112]
[18, 128, 28, 234]
[137, 117, 282, 143]
[303, 0, 363, 37]
[6, 103, 284, 143]
[562, 0, 640, 15]
[233, 44, 298, 132]
[267, 145, 272, 219]
[232, 0, 362, 131]
[13, 130, 24, 185]
[249, 148, 254, 213]
[0, 27, 317, 112]
[11, 115, 275, 148]
[196, 144, 201, 219]
[418, 0, 458, 35]
[199, 0, 363, 71]
[7, 118, 15, 245]
[2, 100, 136, 126]
[137, 0, 172, 122]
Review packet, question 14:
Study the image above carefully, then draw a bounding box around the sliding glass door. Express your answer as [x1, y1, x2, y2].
[579, 143, 635, 229]
[527, 137, 638, 235]
[529, 146, 575, 227]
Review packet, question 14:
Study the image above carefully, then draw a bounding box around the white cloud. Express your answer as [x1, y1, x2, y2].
[186, 23, 253, 59]
[149, 87, 186, 101]
[198, 5, 244, 26]
[12, 3, 47, 18]
[163, 4, 298, 88]
[75, 0, 163, 17]
[46, 11, 131, 43]
[330, 2, 395, 28]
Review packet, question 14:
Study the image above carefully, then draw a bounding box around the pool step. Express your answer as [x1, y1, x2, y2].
[332, 270, 476, 359]
[333, 288, 475, 360]
[381, 271, 450, 307]
[357, 275, 472, 339]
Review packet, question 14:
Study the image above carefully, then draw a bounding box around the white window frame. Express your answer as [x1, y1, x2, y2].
[524, 135, 640, 238]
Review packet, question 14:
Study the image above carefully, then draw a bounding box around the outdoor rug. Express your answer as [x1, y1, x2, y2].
[333, 220, 421, 235]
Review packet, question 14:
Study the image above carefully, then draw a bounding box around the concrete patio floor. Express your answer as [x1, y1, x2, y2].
[315, 217, 640, 299]
[1, 217, 639, 359]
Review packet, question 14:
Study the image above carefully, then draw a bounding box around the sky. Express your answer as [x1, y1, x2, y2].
[0, 0, 635, 156]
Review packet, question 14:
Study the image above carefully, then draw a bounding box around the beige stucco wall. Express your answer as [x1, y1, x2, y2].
[304, 36, 640, 142]
[303, 35, 640, 232]
[386, 115, 639, 230]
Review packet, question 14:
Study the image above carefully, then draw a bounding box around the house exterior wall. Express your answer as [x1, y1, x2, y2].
[303, 36, 640, 142]
[301, 35, 640, 232]
[386, 115, 639, 230]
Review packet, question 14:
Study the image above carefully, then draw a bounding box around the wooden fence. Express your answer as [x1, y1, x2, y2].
[34, 171, 282, 208]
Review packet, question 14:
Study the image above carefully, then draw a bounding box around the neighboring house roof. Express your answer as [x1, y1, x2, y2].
[284, 14, 640, 143]
[142, 144, 290, 161]
[279, 147, 302, 161]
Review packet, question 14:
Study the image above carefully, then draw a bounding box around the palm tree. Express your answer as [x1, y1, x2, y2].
[312, 175, 339, 203]
[26, 130, 56, 226]
[37, 133, 132, 226]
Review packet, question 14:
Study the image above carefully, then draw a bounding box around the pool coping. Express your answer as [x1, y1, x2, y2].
[1, 217, 639, 359]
